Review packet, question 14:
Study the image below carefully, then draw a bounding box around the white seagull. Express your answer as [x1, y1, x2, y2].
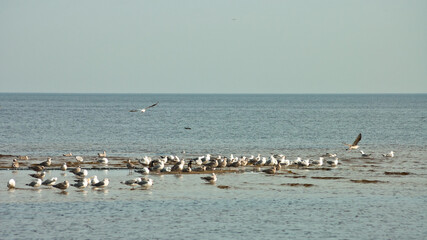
[382, 151, 394, 158]
[130, 102, 159, 113]
[61, 162, 68, 171]
[98, 157, 108, 165]
[311, 157, 324, 166]
[344, 133, 362, 150]
[138, 178, 153, 188]
[135, 167, 150, 175]
[75, 156, 84, 163]
[7, 179, 16, 189]
[73, 178, 89, 189]
[327, 157, 339, 166]
[90, 175, 100, 186]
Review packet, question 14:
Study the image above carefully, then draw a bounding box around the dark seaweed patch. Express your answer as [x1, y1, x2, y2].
[281, 183, 314, 187]
[350, 179, 388, 184]
[384, 171, 411, 175]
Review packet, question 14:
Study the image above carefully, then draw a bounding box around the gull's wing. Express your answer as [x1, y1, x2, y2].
[146, 102, 159, 109]
[352, 133, 362, 146]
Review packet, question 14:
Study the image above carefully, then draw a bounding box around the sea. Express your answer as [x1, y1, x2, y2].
[0, 93, 426, 239]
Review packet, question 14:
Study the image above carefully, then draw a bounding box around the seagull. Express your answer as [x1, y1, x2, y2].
[74, 169, 88, 178]
[344, 133, 362, 150]
[61, 162, 68, 171]
[322, 153, 337, 158]
[183, 161, 192, 172]
[327, 157, 339, 166]
[311, 157, 324, 166]
[298, 159, 310, 167]
[262, 166, 277, 174]
[382, 151, 394, 158]
[98, 151, 107, 158]
[29, 171, 46, 179]
[63, 152, 73, 157]
[126, 159, 136, 173]
[138, 156, 152, 166]
[29, 165, 45, 172]
[26, 178, 42, 188]
[135, 167, 150, 175]
[121, 178, 142, 187]
[53, 180, 70, 190]
[171, 159, 185, 172]
[18, 156, 29, 160]
[90, 175, 100, 186]
[73, 178, 89, 189]
[39, 157, 52, 167]
[130, 102, 159, 113]
[12, 159, 19, 169]
[360, 150, 372, 158]
[42, 177, 58, 186]
[75, 156, 84, 163]
[201, 173, 217, 183]
[93, 178, 109, 188]
[69, 166, 81, 175]
[98, 157, 108, 165]
[138, 178, 153, 188]
[7, 179, 16, 189]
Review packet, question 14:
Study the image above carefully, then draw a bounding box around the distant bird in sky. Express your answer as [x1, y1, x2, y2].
[344, 133, 362, 150]
[130, 102, 159, 113]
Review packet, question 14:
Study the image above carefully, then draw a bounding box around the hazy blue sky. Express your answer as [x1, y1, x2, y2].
[1, 1, 426, 93]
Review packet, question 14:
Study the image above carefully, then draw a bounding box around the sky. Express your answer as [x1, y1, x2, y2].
[0, 0, 426, 94]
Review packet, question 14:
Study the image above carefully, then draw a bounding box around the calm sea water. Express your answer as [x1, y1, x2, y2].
[0, 93, 426, 156]
[0, 93, 426, 239]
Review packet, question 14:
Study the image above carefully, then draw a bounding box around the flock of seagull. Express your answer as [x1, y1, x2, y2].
[6, 134, 396, 191]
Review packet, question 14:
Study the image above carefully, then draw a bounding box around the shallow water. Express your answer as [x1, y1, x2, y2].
[0, 94, 426, 239]
[1, 156, 426, 239]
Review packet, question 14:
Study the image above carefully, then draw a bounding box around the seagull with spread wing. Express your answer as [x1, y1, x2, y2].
[130, 102, 159, 113]
[344, 133, 362, 150]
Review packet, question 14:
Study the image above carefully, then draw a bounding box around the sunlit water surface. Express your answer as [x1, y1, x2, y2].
[0, 94, 426, 239]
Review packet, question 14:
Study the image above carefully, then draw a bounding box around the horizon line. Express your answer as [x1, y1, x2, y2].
[0, 92, 426, 95]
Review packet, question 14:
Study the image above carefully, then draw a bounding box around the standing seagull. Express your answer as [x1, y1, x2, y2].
[130, 102, 159, 113]
[126, 159, 136, 174]
[201, 173, 217, 184]
[344, 133, 362, 150]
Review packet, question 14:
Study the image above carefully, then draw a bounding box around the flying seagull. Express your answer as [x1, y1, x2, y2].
[344, 133, 362, 150]
[130, 102, 159, 113]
